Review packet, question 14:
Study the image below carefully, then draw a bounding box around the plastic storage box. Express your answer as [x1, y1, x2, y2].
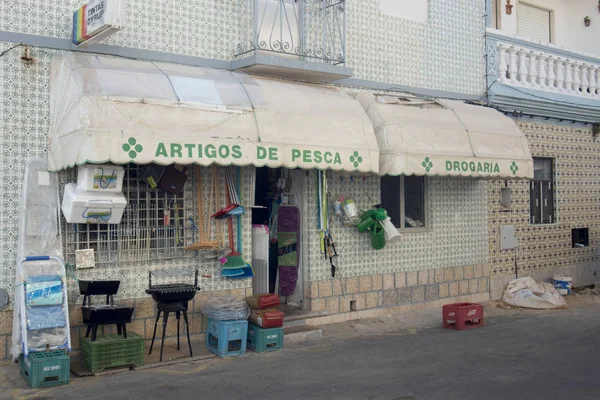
[206, 319, 248, 358]
[81, 333, 144, 373]
[77, 164, 125, 193]
[247, 323, 284, 353]
[62, 183, 127, 224]
[19, 350, 70, 388]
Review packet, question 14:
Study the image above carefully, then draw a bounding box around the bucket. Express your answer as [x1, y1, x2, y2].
[370, 222, 386, 250]
[381, 217, 401, 244]
[553, 274, 572, 295]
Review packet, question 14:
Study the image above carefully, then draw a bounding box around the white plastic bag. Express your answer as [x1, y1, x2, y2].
[502, 277, 567, 309]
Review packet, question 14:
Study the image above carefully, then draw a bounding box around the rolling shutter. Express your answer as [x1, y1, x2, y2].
[518, 3, 551, 42]
[490, 0, 498, 28]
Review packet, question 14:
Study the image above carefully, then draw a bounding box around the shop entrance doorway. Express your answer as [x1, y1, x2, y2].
[252, 168, 304, 309]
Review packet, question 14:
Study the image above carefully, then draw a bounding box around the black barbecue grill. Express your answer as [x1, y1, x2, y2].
[146, 270, 199, 362]
[79, 280, 134, 342]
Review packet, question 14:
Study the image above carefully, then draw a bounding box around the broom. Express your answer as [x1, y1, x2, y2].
[221, 181, 247, 277]
[230, 167, 253, 279]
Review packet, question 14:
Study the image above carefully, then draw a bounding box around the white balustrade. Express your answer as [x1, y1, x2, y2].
[581, 63, 590, 95]
[537, 53, 547, 89]
[494, 42, 600, 98]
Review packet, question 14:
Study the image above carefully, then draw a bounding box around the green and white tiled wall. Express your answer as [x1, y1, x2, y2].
[488, 121, 600, 278]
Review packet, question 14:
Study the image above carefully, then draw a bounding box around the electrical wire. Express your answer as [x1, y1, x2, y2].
[0, 43, 22, 58]
[150, 61, 181, 102]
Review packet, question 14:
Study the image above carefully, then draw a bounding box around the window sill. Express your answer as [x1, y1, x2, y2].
[397, 227, 429, 234]
[530, 222, 559, 227]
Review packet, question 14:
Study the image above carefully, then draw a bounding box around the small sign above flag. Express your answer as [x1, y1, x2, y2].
[72, 0, 125, 47]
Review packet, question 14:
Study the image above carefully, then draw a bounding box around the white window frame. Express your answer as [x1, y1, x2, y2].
[380, 176, 428, 232]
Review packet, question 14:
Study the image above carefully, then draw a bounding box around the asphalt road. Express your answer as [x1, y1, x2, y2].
[23, 304, 600, 400]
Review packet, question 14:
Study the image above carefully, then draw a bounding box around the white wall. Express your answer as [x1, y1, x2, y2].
[496, 0, 600, 57]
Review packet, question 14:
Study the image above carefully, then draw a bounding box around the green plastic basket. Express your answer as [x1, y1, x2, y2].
[81, 334, 144, 373]
[19, 350, 70, 388]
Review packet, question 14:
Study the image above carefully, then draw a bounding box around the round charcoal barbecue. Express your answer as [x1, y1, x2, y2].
[145, 270, 199, 362]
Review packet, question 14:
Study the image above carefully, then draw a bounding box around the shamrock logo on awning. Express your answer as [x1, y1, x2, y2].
[422, 157, 433, 173]
[350, 151, 363, 168]
[122, 138, 143, 159]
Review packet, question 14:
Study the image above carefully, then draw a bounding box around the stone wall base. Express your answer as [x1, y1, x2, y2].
[304, 292, 490, 327]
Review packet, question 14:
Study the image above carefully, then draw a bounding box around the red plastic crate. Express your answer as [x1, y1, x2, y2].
[442, 302, 484, 330]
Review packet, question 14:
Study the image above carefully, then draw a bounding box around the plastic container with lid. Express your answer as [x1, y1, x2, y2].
[61, 183, 127, 224]
[77, 164, 125, 193]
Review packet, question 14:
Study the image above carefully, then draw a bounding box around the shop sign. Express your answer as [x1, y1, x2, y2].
[445, 160, 500, 174]
[419, 157, 522, 176]
[121, 138, 366, 170]
[72, 0, 125, 46]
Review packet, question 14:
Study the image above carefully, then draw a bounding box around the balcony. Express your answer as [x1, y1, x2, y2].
[486, 29, 600, 123]
[232, 0, 352, 83]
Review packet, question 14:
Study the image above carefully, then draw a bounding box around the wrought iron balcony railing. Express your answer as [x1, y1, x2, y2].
[235, 0, 346, 65]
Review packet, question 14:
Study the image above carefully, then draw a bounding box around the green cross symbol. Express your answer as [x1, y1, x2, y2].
[122, 137, 143, 159]
[510, 161, 519, 175]
[349, 151, 363, 168]
[421, 157, 433, 173]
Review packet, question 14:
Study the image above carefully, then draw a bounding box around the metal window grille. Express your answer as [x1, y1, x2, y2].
[530, 158, 555, 225]
[236, 0, 347, 65]
[62, 164, 189, 266]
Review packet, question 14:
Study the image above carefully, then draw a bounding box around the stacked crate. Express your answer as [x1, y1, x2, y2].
[245, 294, 285, 353]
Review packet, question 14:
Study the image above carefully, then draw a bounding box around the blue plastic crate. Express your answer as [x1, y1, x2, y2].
[247, 323, 284, 353]
[206, 319, 248, 358]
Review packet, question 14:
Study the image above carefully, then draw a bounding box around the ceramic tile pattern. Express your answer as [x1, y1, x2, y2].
[0, 41, 252, 300]
[0, 0, 485, 95]
[488, 122, 600, 277]
[0, 0, 501, 303]
[346, 0, 485, 94]
[302, 171, 489, 282]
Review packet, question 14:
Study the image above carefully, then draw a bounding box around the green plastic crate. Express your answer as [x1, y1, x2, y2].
[247, 323, 284, 353]
[81, 334, 144, 373]
[19, 350, 70, 389]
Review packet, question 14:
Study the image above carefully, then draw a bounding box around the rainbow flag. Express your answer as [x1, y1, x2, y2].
[72, 4, 89, 45]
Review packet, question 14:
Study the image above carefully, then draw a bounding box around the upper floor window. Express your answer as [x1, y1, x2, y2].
[490, 0, 498, 29]
[530, 158, 555, 225]
[518, 3, 552, 43]
[380, 176, 427, 230]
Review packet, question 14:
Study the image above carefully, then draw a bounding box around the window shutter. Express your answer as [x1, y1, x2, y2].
[518, 3, 551, 42]
[490, 0, 498, 29]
